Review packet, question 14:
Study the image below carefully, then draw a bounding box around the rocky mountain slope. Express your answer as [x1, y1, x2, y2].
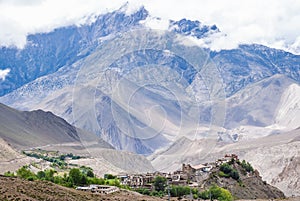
[223, 74, 300, 141]
[0, 103, 154, 175]
[0, 7, 149, 97]
[1, 7, 299, 155]
[202, 159, 285, 200]
[149, 128, 300, 197]
[0, 102, 114, 150]
[210, 44, 300, 97]
[0, 137, 37, 174]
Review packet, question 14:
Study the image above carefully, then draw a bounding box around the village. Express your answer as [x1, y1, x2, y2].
[77, 154, 239, 194]
[117, 154, 239, 189]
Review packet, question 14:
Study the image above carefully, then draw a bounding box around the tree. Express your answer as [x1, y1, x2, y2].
[16, 166, 36, 180]
[219, 163, 240, 181]
[87, 177, 105, 185]
[80, 174, 87, 185]
[86, 169, 94, 177]
[170, 185, 192, 197]
[69, 168, 82, 186]
[200, 185, 233, 201]
[104, 174, 115, 179]
[37, 171, 46, 179]
[220, 163, 232, 174]
[241, 160, 254, 173]
[230, 169, 240, 180]
[153, 176, 167, 192]
[210, 185, 233, 201]
[45, 169, 56, 182]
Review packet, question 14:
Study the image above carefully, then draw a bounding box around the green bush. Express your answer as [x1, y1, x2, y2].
[72, 155, 81, 159]
[4, 171, 15, 177]
[87, 177, 105, 185]
[199, 185, 233, 201]
[37, 171, 46, 179]
[153, 176, 167, 192]
[27, 176, 35, 181]
[170, 185, 193, 197]
[218, 171, 230, 178]
[230, 169, 240, 180]
[241, 160, 254, 173]
[150, 190, 164, 197]
[219, 163, 240, 181]
[220, 163, 232, 174]
[135, 188, 151, 195]
[86, 169, 94, 177]
[16, 166, 36, 180]
[59, 155, 66, 161]
[69, 168, 85, 186]
[44, 169, 56, 182]
[104, 174, 116, 179]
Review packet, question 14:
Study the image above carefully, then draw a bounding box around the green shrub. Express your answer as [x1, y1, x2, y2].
[218, 171, 230, 178]
[37, 171, 46, 179]
[16, 166, 36, 180]
[241, 160, 254, 172]
[86, 169, 94, 177]
[219, 163, 240, 181]
[199, 185, 233, 201]
[87, 177, 105, 185]
[44, 169, 56, 182]
[230, 169, 240, 180]
[4, 171, 15, 177]
[220, 163, 232, 174]
[69, 168, 84, 186]
[104, 174, 116, 179]
[153, 176, 167, 192]
[135, 188, 151, 195]
[170, 185, 192, 197]
[27, 176, 35, 181]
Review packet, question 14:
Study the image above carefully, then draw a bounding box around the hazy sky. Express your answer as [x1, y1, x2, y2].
[0, 0, 300, 54]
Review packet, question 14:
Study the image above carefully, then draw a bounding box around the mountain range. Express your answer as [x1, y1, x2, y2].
[0, 102, 154, 175]
[0, 5, 299, 196]
[1, 7, 299, 153]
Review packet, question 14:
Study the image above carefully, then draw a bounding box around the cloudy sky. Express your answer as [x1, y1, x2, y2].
[0, 0, 300, 54]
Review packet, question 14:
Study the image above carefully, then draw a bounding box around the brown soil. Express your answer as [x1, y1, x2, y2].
[0, 175, 168, 201]
[1, 175, 298, 201]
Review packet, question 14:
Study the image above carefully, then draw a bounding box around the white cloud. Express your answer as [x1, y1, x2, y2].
[141, 0, 300, 54]
[0, 68, 10, 81]
[0, 0, 300, 54]
[140, 17, 170, 30]
[0, 0, 128, 48]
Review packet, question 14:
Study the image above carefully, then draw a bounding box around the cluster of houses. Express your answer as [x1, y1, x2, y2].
[76, 185, 119, 194]
[117, 154, 238, 189]
[76, 154, 238, 194]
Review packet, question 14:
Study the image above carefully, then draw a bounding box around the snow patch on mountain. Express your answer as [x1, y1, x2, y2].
[0, 68, 10, 81]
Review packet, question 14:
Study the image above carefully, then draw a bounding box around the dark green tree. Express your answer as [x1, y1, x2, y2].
[153, 176, 167, 192]
[37, 171, 46, 179]
[69, 168, 82, 186]
[45, 169, 56, 182]
[220, 163, 232, 174]
[230, 169, 240, 180]
[86, 169, 94, 177]
[16, 166, 36, 179]
[105, 174, 115, 179]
